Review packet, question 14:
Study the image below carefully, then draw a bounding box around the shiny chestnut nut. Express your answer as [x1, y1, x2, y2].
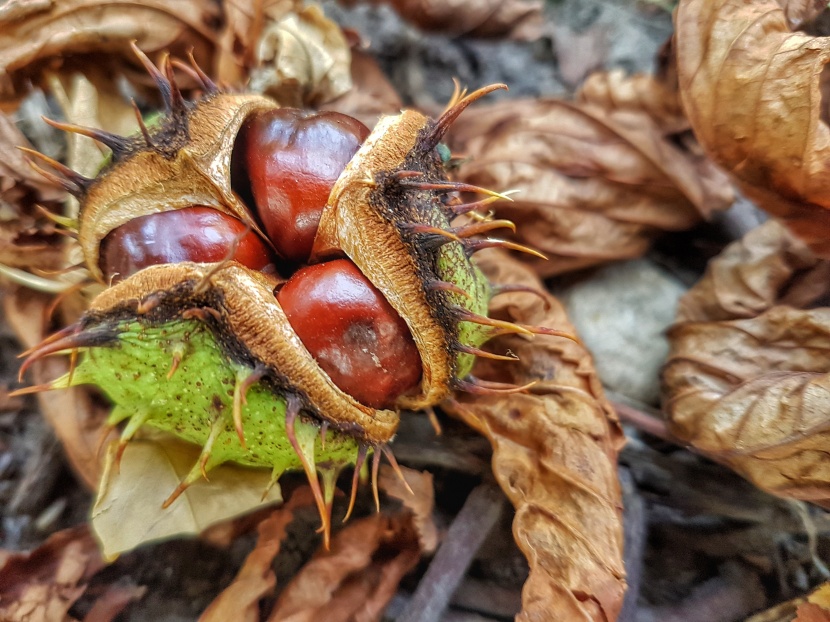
[100, 206, 274, 283]
[277, 258, 422, 409]
[231, 109, 370, 262]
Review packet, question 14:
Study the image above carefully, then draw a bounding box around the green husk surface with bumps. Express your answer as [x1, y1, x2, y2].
[54, 318, 361, 475]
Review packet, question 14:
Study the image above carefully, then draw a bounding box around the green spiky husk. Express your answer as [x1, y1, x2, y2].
[56, 318, 361, 475]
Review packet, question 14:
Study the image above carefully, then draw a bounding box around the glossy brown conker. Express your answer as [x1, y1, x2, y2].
[232, 109, 370, 262]
[100, 206, 274, 282]
[277, 258, 422, 409]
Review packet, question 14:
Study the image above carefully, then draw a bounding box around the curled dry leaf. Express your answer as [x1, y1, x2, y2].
[676, 220, 830, 323]
[0, 525, 105, 622]
[444, 250, 626, 621]
[449, 74, 734, 277]
[375, 0, 543, 40]
[0, 111, 66, 271]
[200, 488, 315, 622]
[267, 512, 422, 622]
[663, 221, 830, 506]
[0, 0, 219, 108]
[378, 464, 438, 553]
[91, 438, 284, 560]
[218, 1, 352, 106]
[675, 0, 830, 258]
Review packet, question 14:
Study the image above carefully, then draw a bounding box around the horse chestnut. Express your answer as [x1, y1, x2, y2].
[99, 206, 274, 282]
[278, 258, 422, 409]
[232, 109, 370, 262]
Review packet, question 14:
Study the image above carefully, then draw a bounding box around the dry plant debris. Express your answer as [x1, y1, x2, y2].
[449, 70, 734, 277]
[3, 0, 830, 620]
[676, 0, 830, 257]
[663, 220, 830, 505]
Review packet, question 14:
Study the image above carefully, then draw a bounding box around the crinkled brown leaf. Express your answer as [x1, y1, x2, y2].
[217, 1, 352, 106]
[0, 0, 219, 108]
[0, 111, 66, 272]
[267, 512, 421, 621]
[664, 223, 830, 506]
[676, 220, 830, 323]
[376, 0, 543, 39]
[322, 47, 403, 128]
[200, 488, 314, 622]
[449, 76, 734, 277]
[5, 288, 109, 489]
[378, 464, 438, 553]
[91, 437, 284, 559]
[0, 525, 105, 622]
[675, 0, 830, 258]
[444, 250, 626, 621]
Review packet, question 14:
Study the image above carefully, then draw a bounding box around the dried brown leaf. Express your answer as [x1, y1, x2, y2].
[5, 288, 109, 489]
[267, 513, 421, 622]
[217, 2, 352, 106]
[677, 220, 830, 323]
[445, 250, 626, 621]
[0, 110, 68, 273]
[675, 0, 830, 258]
[0, 525, 105, 622]
[91, 437, 284, 559]
[377, 0, 543, 39]
[322, 47, 403, 128]
[0, 0, 219, 108]
[450, 76, 734, 277]
[200, 488, 315, 622]
[664, 220, 830, 505]
[378, 464, 438, 553]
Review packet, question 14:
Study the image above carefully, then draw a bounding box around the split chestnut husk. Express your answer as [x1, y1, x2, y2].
[16, 47, 575, 547]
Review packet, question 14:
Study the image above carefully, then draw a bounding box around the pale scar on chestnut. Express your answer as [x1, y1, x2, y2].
[16, 45, 577, 547]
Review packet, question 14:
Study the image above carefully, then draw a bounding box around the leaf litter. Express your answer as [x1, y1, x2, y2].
[5, 0, 830, 620]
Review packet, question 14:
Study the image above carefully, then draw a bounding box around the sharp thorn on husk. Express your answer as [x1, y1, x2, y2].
[450, 305, 534, 336]
[454, 376, 538, 395]
[187, 49, 219, 93]
[115, 408, 152, 473]
[192, 228, 248, 295]
[397, 180, 512, 203]
[453, 219, 516, 237]
[456, 343, 519, 361]
[448, 191, 517, 216]
[344, 444, 368, 523]
[8, 382, 55, 397]
[463, 238, 548, 260]
[285, 395, 330, 549]
[17, 148, 91, 196]
[130, 42, 174, 111]
[166, 343, 187, 380]
[371, 448, 381, 513]
[511, 323, 580, 344]
[131, 99, 154, 148]
[262, 466, 285, 501]
[399, 222, 462, 243]
[424, 406, 442, 436]
[381, 445, 413, 496]
[425, 280, 471, 299]
[42, 117, 132, 159]
[198, 416, 225, 480]
[35, 204, 78, 231]
[425, 83, 508, 151]
[490, 283, 551, 309]
[318, 466, 339, 539]
[18, 325, 112, 381]
[232, 366, 266, 448]
[162, 55, 187, 114]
